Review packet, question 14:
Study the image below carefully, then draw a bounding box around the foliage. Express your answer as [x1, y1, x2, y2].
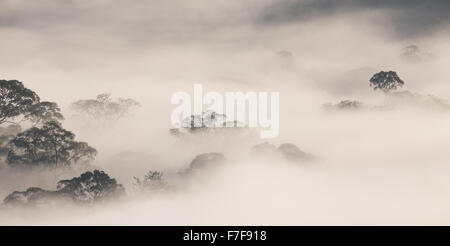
[133, 171, 168, 191]
[3, 170, 125, 206]
[24, 101, 64, 125]
[323, 100, 365, 111]
[3, 187, 56, 206]
[56, 170, 125, 202]
[0, 125, 21, 158]
[369, 71, 404, 93]
[0, 80, 40, 125]
[170, 111, 246, 137]
[70, 93, 140, 124]
[0, 80, 63, 125]
[7, 120, 97, 167]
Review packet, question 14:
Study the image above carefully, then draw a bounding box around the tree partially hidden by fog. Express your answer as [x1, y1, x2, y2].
[70, 93, 140, 126]
[170, 111, 247, 138]
[0, 80, 63, 126]
[401, 45, 433, 62]
[0, 125, 21, 159]
[0, 79, 95, 169]
[324, 69, 450, 112]
[3, 170, 124, 206]
[252, 142, 314, 163]
[56, 170, 124, 203]
[7, 120, 97, 167]
[133, 171, 168, 192]
[185, 152, 226, 173]
[323, 100, 367, 111]
[25, 101, 64, 126]
[369, 71, 405, 93]
[278, 143, 314, 162]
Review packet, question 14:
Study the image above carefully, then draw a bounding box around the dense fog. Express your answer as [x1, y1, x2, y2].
[1, 0, 450, 225]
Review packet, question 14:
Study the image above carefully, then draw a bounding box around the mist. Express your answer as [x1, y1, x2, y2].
[1, 0, 450, 225]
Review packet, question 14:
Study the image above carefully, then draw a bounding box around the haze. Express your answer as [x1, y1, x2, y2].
[0, 0, 450, 225]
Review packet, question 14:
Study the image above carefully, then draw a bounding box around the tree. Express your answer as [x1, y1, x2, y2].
[3, 187, 56, 206]
[70, 93, 140, 124]
[3, 170, 125, 205]
[56, 170, 125, 203]
[251, 142, 314, 162]
[24, 101, 64, 125]
[278, 143, 313, 162]
[7, 120, 97, 167]
[0, 125, 21, 159]
[369, 71, 404, 93]
[0, 80, 64, 126]
[323, 100, 365, 111]
[0, 80, 40, 125]
[186, 152, 226, 173]
[133, 171, 168, 191]
[169, 111, 246, 137]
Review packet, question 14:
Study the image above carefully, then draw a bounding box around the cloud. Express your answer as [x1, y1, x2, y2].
[257, 0, 450, 38]
[0, 0, 448, 43]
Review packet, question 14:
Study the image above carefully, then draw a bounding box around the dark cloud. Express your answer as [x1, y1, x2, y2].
[258, 0, 450, 38]
[0, 0, 256, 45]
[0, 0, 448, 43]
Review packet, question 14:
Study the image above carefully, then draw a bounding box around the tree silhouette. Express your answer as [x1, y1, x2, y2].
[4, 170, 125, 205]
[369, 71, 404, 93]
[0, 125, 21, 159]
[0, 80, 63, 126]
[7, 120, 97, 167]
[25, 101, 64, 125]
[0, 80, 39, 125]
[56, 170, 125, 202]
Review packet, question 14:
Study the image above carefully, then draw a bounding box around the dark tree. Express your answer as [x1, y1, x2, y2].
[3, 187, 56, 206]
[24, 101, 64, 125]
[0, 80, 64, 126]
[56, 170, 125, 203]
[369, 71, 404, 93]
[0, 134, 12, 158]
[7, 120, 97, 167]
[4, 170, 125, 205]
[0, 80, 40, 125]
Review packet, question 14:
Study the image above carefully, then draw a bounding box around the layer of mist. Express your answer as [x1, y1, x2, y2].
[1, 0, 450, 225]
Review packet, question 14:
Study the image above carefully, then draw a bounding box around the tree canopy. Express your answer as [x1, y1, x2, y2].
[70, 93, 140, 124]
[369, 71, 404, 93]
[7, 120, 97, 167]
[133, 170, 168, 191]
[0, 80, 63, 126]
[0, 125, 21, 158]
[0, 80, 40, 125]
[56, 170, 125, 203]
[4, 170, 124, 205]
